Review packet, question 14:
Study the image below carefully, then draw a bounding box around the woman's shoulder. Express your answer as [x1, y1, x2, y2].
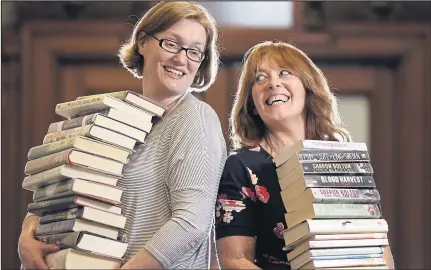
[228, 145, 272, 167]
[176, 93, 218, 121]
[166, 93, 225, 146]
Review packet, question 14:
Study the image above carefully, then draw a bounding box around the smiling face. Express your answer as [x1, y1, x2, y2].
[251, 57, 307, 129]
[231, 41, 352, 150]
[138, 19, 207, 98]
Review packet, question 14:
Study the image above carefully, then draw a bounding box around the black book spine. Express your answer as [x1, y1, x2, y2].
[40, 207, 84, 224]
[302, 162, 374, 175]
[304, 175, 377, 188]
[34, 219, 76, 236]
[27, 195, 77, 214]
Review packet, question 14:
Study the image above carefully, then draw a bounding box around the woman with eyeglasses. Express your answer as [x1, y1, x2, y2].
[18, 2, 226, 269]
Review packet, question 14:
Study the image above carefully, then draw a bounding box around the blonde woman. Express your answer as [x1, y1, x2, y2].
[18, 2, 226, 269]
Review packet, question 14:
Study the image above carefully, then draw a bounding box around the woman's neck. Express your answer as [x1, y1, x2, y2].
[141, 83, 188, 115]
[260, 117, 306, 157]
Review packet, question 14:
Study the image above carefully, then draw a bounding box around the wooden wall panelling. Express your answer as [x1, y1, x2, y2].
[392, 38, 429, 269]
[20, 21, 131, 153]
[203, 68, 231, 142]
[320, 66, 375, 94]
[11, 21, 430, 269]
[60, 66, 141, 102]
[1, 56, 22, 269]
[81, 67, 141, 95]
[326, 66, 396, 253]
[369, 68, 396, 252]
[60, 66, 86, 102]
[425, 27, 431, 270]
[293, 2, 305, 31]
[329, 24, 430, 269]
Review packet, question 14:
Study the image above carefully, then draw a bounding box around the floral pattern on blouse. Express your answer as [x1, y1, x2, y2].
[216, 194, 246, 224]
[215, 146, 290, 269]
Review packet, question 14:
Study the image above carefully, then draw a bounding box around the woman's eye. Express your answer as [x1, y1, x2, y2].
[165, 41, 179, 49]
[255, 75, 266, 82]
[280, 70, 292, 76]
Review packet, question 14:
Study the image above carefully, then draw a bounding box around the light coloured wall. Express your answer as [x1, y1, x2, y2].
[201, 1, 294, 28]
[337, 95, 371, 147]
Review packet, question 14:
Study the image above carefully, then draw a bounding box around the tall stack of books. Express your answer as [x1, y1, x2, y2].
[273, 140, 390, 270]
[22, 90, 165, 269]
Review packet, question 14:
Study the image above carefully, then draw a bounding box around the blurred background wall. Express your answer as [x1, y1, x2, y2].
[2, 1, 430, 269]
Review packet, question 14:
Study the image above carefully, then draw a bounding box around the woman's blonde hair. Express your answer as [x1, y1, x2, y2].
[118, 1, 219, 92]
[230, 40, 351, 150]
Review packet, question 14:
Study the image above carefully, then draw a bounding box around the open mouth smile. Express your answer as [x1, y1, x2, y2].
[164, 66, 185, 77]
[265, 95, 290, 105]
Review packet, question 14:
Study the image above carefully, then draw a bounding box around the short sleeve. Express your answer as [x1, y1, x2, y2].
[215, 153, 258, 239]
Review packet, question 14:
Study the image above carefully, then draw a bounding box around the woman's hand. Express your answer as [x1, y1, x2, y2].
[18, 216, 59, 270]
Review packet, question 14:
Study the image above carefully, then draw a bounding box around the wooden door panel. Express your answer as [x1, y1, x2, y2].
[60, 66, 86, 102]
[203, 68, 232, 140]
[1, 59, 22, 268]
[319, 66, 375, 94]
[80, 67, 141, 94]
[369, 68, 395, 251]
[60, 66, 141, 102]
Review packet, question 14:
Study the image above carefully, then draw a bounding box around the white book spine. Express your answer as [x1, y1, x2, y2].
[303, 140, 368, 151]
[309, 238, 389, 249]
[307, 219, 388, 234]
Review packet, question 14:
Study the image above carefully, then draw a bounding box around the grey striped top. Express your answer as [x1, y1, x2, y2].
[118, 93, 227, 269]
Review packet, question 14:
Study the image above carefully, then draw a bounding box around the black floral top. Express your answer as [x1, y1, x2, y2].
[215, 145, 290, 269]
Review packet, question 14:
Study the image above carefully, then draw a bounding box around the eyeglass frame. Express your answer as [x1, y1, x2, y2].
[143, 32, 207, 63]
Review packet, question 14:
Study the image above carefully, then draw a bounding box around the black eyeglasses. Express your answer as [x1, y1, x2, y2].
[148, 34, 206, 63]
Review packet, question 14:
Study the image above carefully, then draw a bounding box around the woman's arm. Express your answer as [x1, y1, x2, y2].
[217, 236, 261, 269]
[214, 151, 261, 269]
[21, 214, 39, 233]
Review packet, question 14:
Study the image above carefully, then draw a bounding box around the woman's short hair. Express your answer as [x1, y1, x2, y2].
[231, 40, 351, 150]
[118, 1, 219, 92]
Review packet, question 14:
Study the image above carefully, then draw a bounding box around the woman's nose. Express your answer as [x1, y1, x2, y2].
[268, 82, 281, 89]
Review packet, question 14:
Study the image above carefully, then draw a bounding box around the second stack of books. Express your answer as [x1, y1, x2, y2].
[273, 140, 390, 270]
[22, 90, 165, 269]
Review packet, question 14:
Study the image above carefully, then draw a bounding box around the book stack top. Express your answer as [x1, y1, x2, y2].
[272, 140, 391, 270]
[21, 90, 165, 269]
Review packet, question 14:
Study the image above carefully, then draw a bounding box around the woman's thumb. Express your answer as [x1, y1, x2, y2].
[41, 243, 60, 255]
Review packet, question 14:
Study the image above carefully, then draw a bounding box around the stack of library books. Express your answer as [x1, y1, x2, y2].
[22, 90, 165, 269]
[273, 140, 390, 270]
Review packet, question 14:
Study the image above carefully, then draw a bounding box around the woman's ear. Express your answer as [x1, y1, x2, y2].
[136, 32, 147, 56]
[137, 41, 145, 56]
